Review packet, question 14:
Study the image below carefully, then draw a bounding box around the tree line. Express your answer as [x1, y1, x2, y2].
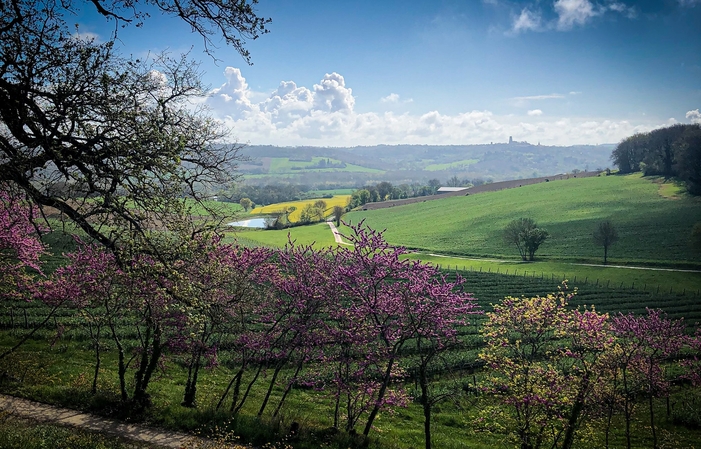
[227, 184, 331, 209]
[611, 124, 701, 194]
[348, 177, 494, 209]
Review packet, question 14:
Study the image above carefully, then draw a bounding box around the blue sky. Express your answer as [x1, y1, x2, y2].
[79, 0, 701, 146]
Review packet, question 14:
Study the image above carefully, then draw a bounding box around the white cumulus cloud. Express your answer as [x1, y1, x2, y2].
[381, 93, 401, 103]
[509, 0, 637, 34]
[687, 109, 701, 124]
[554, 0, 599, 30]
[312, 72, 355, 113]
[513, 94, 566, 101]
[512, 8, 543, 33]
[201, 68, 676, 147]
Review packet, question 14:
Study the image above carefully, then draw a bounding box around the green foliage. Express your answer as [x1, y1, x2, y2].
[612, 124, 701, 194]
[503, 217, 549, 261]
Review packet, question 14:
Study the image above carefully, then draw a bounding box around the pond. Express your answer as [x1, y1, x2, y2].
[227, 217, 268, 228]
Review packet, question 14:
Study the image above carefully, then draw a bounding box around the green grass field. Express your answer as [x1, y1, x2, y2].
[424, 158, 479, 171]
[343, 174, 701, 268]
[267, 157, 383, 174]
[227, 222, 339, 248]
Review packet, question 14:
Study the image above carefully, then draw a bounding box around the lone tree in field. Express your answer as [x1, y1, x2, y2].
[593, 221, 619, 264]
[240, 198, 253, 211]
[503, 218, 549, 261]
[332, 205, 344, 226]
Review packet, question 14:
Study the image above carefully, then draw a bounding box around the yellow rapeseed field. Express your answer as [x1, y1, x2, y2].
[250, 195, 350, 222]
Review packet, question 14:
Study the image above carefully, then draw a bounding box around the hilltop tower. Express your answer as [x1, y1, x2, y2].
[509, 136, 513, 145]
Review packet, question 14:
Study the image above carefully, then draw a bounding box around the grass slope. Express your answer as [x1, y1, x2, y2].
[344, 174, 701, 267]
[424, 158, 479, 171]
[267, 157, 383, 174]
[227, 222, 339, 248]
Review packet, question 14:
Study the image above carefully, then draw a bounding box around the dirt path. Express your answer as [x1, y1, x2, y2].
[0, 394, 208, 448]
[327, 222, 351, 245]
[422, 252, 701, 273]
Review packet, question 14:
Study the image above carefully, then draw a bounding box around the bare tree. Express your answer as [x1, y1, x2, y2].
[593, 221, 619, 264]
[0, 0, 270, 260]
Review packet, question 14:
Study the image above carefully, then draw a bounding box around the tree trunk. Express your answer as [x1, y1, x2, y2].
[363, 355, 396, 436]
[90, 323, 102, 395]
[182, 350, 202, 408]
[648, 359, 658, 449]
[217, 366, 243, 411]
[419, 363, 432, 449]
[258, 362, 284, 417]
[622, 367, 632, 449]
[604, 245, 608, 264]
[133, 323, 162, 407]
[273, 360, 303, 418]
[109, 322, 128, 401]
[233, 364, 263, 415]
[562, 375, 589, 449]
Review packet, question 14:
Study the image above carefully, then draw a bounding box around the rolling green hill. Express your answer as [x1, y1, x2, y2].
[344, 174, 701, 268]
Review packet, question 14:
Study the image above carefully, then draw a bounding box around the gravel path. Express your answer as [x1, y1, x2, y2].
[0, 394, 208, 448]
[327, 222, 351, 245]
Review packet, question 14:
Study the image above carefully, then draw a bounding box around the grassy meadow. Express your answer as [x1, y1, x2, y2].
[343, 174, 701, 267]
[227, 222, 339, 248]
[424, 158, 479, 171]
[249, 195, 351, 222]
[267, 157, 383, 174]
[236, 174, 701, 294]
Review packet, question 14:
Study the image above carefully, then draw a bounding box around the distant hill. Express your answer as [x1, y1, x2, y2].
[238, 142, 615, 186]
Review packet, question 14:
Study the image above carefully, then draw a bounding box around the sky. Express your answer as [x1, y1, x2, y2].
[78, 0, 701, 146]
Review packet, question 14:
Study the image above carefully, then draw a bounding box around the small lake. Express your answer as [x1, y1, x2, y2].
[227, 217, 268, 228]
